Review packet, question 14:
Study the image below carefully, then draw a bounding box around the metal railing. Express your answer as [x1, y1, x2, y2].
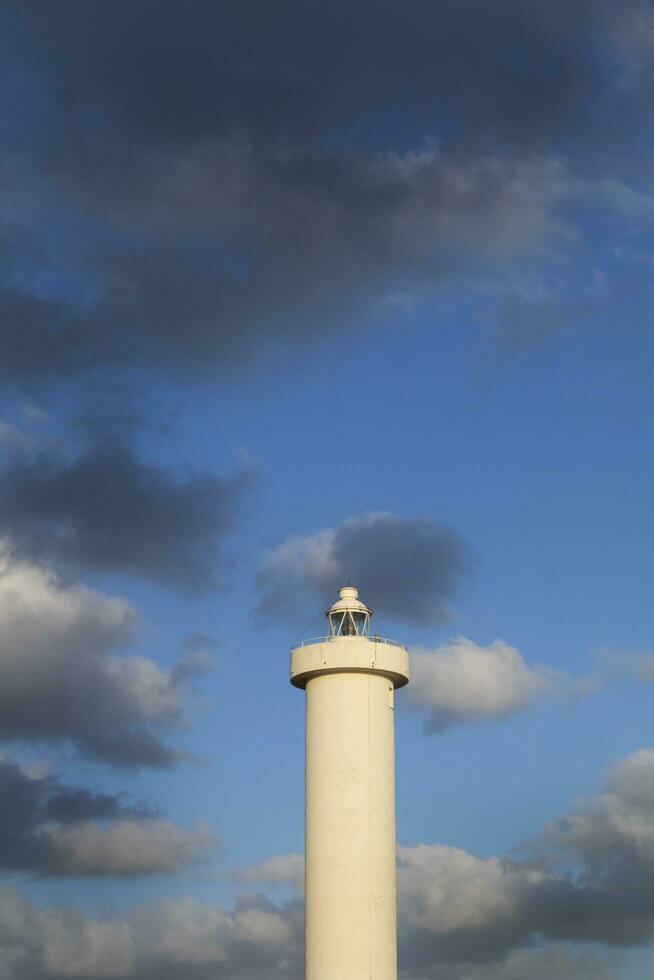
[291, 635, 406, 652]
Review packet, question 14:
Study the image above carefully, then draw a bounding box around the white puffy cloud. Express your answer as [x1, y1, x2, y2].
[407, 637, 553, 731]
[42, 910, 134, 978]
[231, 854, 305, 895]
[0, 545, 205, 765]
[0, 542, 134, 665]
[397, 843, 548, 934]
[233, 906, 291, 945]
[42, 819, 217, 877]
[395, 839, 625, 967]
[0, 887, 303, 980]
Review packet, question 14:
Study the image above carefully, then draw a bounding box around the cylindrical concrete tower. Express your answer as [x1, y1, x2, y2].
[290, 586, 409, 980]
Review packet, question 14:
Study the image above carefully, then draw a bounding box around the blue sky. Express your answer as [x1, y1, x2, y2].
[1, 3, 654, 978]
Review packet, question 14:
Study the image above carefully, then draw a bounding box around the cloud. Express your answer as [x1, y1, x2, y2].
[0, 546, 204, 765]
[255, 512, 471, 626]
[540, 748, 654, 874]
[397, 843, 553, 962]
[0, 746, 646, 976]
[0, 886, 303, 980]
[0, 757, 215, 878]
[230, 853, 620, 979]
[0, 435, 252, 592]
[407, 638, 553, 731]
[12, 1, 640, 158]
[604, 649, 654, 684]
[0, 2, 651, 388]
[230, 854, 305, 896]
[0, 148, 575, 385]
[397, 747, 654, 969]
[397, 845, 607, 968]
[0, 419, 42, 453]
[404, 946, 621, 980]
[42, 820, 216, 878]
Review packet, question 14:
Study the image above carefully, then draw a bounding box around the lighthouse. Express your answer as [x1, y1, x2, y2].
[291, 586, 409, 980]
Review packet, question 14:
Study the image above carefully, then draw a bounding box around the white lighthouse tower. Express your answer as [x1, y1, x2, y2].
[290, 586, 409, 980]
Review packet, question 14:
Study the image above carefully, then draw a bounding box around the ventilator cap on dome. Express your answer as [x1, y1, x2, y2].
[325, 586, 372, 637]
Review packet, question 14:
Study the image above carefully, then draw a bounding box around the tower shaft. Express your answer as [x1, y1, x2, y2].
[291, 589, 409, 980]
[305, 670, 397, 980]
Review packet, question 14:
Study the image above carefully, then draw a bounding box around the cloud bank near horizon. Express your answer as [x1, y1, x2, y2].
[2, 745, 650, 977]
[224, 747, 654, 977]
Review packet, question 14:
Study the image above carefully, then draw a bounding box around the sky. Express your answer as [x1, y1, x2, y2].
[0, 1, 654, 977]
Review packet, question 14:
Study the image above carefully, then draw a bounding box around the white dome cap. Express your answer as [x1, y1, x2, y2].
[325, 586, 372, 618]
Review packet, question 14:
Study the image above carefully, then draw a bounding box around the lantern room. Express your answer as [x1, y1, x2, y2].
[326, 586, 372, 638]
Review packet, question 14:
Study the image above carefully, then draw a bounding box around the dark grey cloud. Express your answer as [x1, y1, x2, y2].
[0, 548, 206, 766]
[13, 1, 644, 161]
[0, 1, 650, 385]
[0, 436, 250, 592]
[0, 151, 573, 384]
[0, 288, 97, 382]
[255, 512, 471, 626]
